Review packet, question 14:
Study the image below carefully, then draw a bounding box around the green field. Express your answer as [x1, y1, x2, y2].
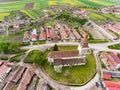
[0, 0, 119, 21]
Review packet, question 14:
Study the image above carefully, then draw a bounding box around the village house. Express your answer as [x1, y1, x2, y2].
[48, 33, 89, 72]
[103, 80, 120, 90]
[3, 66, 34, 90]
[23, 31, 31, 42]
[100, 52, 120, 71]
[17, 68, 34, 90]
[0, 61, 12, 83]
[31, 29, 37, 41]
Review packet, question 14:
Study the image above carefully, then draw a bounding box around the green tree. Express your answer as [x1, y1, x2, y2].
[30, 50, 45, 64]
[0, 42, 9, 53]
[53, 44, 58, 51]
[9, 42, 20, 52]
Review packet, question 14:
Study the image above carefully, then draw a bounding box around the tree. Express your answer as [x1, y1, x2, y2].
[0, 42, 9, 53]
[53, 44, 58, 51]
[30, 50, 45, 64]
[9, 42, 20, 52]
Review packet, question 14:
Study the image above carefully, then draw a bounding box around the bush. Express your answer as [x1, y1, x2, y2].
[0, 56, 8, 60]
[21, 42, 30, 46]
[53, 44, 58, 51]
[9, 53, 25, 62]
[24, 50, 46, 64]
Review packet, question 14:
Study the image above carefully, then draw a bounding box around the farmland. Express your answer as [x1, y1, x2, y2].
[0, 0, 119, 21]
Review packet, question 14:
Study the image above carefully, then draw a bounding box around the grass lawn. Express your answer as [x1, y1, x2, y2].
[33, 40, 46, 45]
[88, 39, 108, 44]
[9, 53, 25, 62]
[111, 77, 120, 82]
[42, 54, 96, 85]
[57, 46, 77, 51]
[108, 44, 120, 50]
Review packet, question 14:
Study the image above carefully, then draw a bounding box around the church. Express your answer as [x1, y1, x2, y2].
[48, 33, 89, 72]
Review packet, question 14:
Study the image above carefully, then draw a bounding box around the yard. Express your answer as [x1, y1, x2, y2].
[42, 54, 96, 85]
[88, 39, 108, 44]
[40, 45, 96, 85]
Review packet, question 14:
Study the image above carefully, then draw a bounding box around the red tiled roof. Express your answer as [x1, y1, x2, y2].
[17, 68, 34, 90]
[32, 34, 37, 39]
[100, 52, 117, 70]
[101, 52, 109, 61]
[46, 28, 51, 38]
[108, 87, 120, 90]
[48, 50, 79, 59]
[40, 29, 46, 40]
[61, 29, 68, 39]
[104, 81, 120, 88]
[72, 29, 81, 39]
[102, 74, 111, 79]
[110, 52, 120, 64]
[11, 66, 26, 83]
[0, 65, 10, 78]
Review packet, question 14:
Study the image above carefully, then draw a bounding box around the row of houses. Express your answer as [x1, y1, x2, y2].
[100, 51, 120, 90]
[0, 61, 12, 83]
[71, 9, 88, 18]
[3, 66, 34, 90]
[103, 23, 120, 35]
[100, 52, 120, 71]
[102, 25, 118, 40]
[103, 80, 120, 90]
[99, 5, 120, 14]
[23, 24, 82, 42]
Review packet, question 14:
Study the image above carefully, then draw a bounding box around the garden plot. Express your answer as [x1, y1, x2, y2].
[89, 27, 106, 39]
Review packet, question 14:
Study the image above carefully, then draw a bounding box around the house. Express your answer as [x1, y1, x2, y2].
[31, 29, 37, 41]
[60, 29, 68, 41]
[46, 27, 51, 40]
[48, 33, 89, 72]
[23, 31, 30, 42]
[68, 30, 75, 41]
[17, 68, 34, 90]
[109, 52, 120, 69]
[103, 81, 120, 90]
[100, 52, 117, 70]
[3, 66, 26, 90]
[102, 74, 111, 80]
[40, 27, 46, 40]
[50, 27, 60, 41]
[0, 61, 12, 83]
[72, 29, 81, 40]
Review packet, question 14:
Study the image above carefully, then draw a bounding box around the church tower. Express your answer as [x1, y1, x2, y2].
[78, 33, 89, 56]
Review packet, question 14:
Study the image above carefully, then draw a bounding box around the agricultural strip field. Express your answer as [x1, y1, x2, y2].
[89, 12, 120, 22]
[0, 0, 119, 21]
[0, 0, 119, 13]
[0, 13, 9, 21]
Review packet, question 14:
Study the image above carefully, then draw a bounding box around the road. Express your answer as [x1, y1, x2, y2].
[21, 40, 120, 53]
